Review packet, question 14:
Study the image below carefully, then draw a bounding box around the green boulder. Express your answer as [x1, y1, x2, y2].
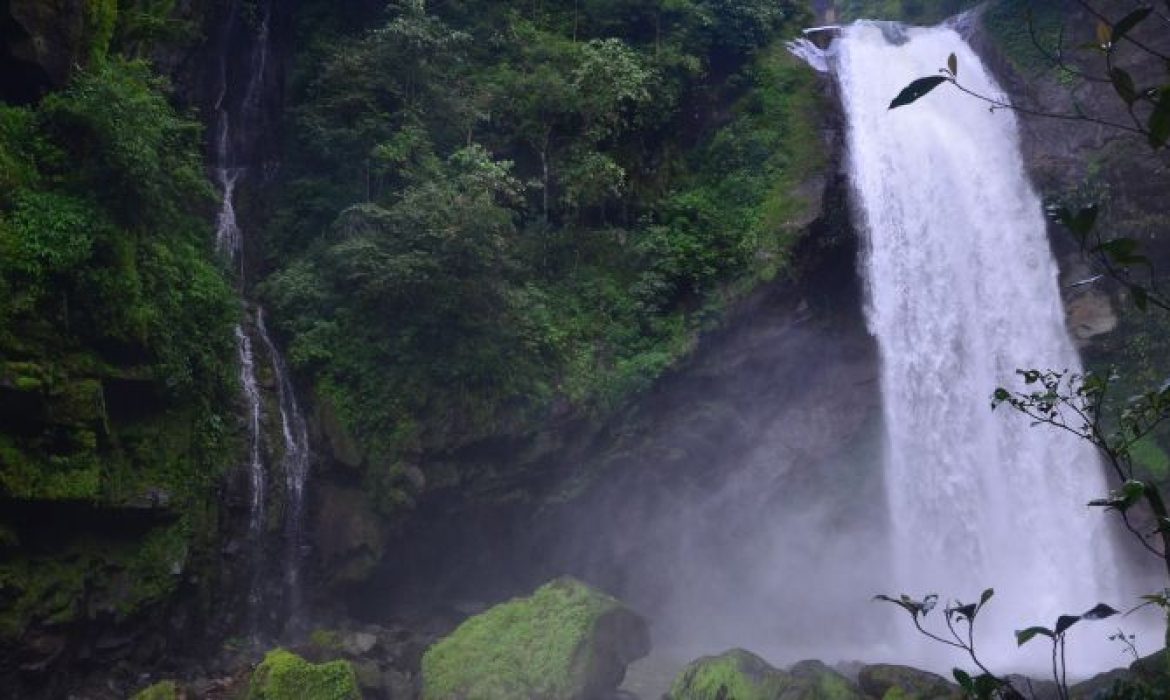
[421, 577, 650, 700]
[667, 649, 863, 700]
[130, 680, 179, 700]
[857, 664, 961, 699]
[248, 648, 360, 700]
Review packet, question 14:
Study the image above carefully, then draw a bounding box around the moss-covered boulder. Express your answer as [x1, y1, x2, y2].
[666, 649, 863, 700]
[421, 577, 650, 700]
[130, 680, 180, 700]
[248, 649, 361, 700]
[857, 664, 961, 699]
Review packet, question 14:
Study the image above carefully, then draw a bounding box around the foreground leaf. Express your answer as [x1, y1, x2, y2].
[889, 76, 948, 109]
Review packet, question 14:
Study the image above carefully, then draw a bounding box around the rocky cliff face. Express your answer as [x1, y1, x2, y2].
[971, 0, 1170, 485]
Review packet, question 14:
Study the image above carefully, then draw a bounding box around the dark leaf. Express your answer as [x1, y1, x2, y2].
[1082, 603, 1119, 620]
[979, 587, 994, 609]
[950, 603, 978, 621]
[1110, 68, 1138, 105]
[921, 594, 939, 616]
[953, 669, 974, 691]
[1132, 284, 1149, 311]
[1150, 89, 1170, 149]
[1093, 237, 1148, 266]
[890, 76, 948, 109]
[1055, 614, 1081, 635]
[948, 53, 958, 76]
[1055, 204, 1098, 242]
[1111, 7, 1153, 46]
[1016, 626, 1054, 646]
[973, 674, 1004, 697]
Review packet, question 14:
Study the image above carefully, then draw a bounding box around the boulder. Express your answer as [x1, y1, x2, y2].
[421, 577, 650, 700]
[248, 648, 360, 700]
[130, 680, 180, 700]
[667, 649, 864, 700]
[857, 664, 961, 699]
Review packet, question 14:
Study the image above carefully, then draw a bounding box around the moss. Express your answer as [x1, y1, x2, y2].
[310, 628, 345, 653]
[1131, 438, 1170, 480]
[668, 652, 863, 700]
[130, 680, 180, 700]
[668, 649, 792, 700]
[248, 649, 361, 700]
[982, 0, 1067, 78]
[422, 577, 643, 700]
[85, 0, 118, 61]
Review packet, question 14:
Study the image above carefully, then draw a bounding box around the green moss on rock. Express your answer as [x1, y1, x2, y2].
[130, 680, 179, 700]
[248, 649, 360, 700]
[857, 664, 961, 700]
[667, 650, 863, 700]
[421, 577, 650, 700]
[668, 649, 791, 700]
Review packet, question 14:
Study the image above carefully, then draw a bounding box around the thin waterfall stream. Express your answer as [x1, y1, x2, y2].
[211, 0, 310, 635]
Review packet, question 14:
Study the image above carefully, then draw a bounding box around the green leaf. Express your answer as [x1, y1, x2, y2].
[1110, 68, 1138, 105]
[1055, 614, 1081, 635]
[973, 674, 1004, 698]
[953, 669, 974, 691]
[1111, 7, 1153, 46]
[1016, 626, 1054, 646]
[889, 76, 948, 109]
[947, 53, 958, 77]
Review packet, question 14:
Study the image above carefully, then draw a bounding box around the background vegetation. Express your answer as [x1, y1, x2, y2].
[260, 0, 826, 513]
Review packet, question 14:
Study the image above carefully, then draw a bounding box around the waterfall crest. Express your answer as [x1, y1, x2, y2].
[835, 22, 1122, 671]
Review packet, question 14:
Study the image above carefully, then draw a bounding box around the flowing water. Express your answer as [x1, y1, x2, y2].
[211, 0, 310, 632]
[257, 308, 311, 624]
[833, 20, 1129, 672]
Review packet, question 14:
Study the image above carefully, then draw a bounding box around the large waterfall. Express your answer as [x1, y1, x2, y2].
[834, 22, 1123, 672]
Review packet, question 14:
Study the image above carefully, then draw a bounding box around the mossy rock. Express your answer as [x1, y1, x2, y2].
[667, 650, 863, 700]
[421, 577, 650, 700]
[248, 648, 360, 700]
[857, 664, 961, 700]
[130, 680, 180, 700]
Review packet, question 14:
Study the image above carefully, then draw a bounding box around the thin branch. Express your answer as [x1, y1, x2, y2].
[945, 78, 1148, 136]
[1075, 0, 1170, 62]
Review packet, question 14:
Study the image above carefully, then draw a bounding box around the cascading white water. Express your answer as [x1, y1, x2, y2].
[235, 325, 265, 541]
[833, 21, 1125, 673]
[234, 323, 266, 638]
[212, 0, 312, 631]
[257, 309, 311, 623]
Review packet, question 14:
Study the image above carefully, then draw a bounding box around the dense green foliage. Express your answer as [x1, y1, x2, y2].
[249, 648, 361, 700]
[0, 57, 235, 501]
[262, 0, 825, 510]
[0, 55, 235, 640]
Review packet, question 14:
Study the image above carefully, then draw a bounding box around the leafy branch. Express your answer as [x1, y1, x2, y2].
[875, 590, 1119, 699]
